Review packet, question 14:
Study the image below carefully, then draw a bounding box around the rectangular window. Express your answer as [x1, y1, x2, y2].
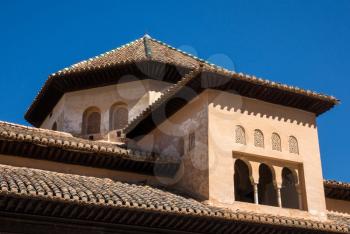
[188, 132, 195, 151]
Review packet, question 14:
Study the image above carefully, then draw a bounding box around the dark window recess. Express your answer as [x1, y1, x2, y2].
[178, 137, 185, 157]
[188, 132, 195, 151]
[52, 122, 57, 131]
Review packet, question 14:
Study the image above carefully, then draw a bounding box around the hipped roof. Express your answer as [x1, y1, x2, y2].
[25, 35, 338, 127]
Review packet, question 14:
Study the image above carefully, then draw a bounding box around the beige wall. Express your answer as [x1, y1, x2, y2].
[207, 89, 326, 219]
[41, 79, 171, 136]
[326, 198, 350, 215]
[136, 92, 210, 200]
[41, 95, 66, 131]
[136, 89, 328, 220]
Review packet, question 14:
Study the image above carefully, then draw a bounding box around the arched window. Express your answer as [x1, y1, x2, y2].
[281, 167, 299, 209]
[272, 133, 281, 151]
[234, 159, 254, 203]
[258, 164, 278, 206]
[52, 122, 57, 131]
[235, 126, 246, 145]
[109, 103, 128, 131]
[289, 136, 299, 154]
[254, 129, 264, 148]
[82, 107, 101, 135]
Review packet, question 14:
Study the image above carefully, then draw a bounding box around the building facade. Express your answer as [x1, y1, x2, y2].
[0, 35, 348, 233]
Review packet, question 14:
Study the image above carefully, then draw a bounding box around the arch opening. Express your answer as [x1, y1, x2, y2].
[235, 126, 246, 145]
[289, 136, 299, 154]
[234, 159, 254, 203]
[109, 103, 128, 131]
[258, 164, 278, 206]
[82, 107, 101, 135]
[272, 133, 281, 151]
[281, 167, 299, 209]
[254, 129, 264, 148]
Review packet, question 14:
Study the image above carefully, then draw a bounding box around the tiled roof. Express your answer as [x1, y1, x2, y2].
[53, 34, 208, 76]
[25, 34, 338, 127]
[0, 164, 347, 233]
[324, 180, 350, 200]
[0, 121, 179, 175]
[52, 35, 338, 105]
[329, 213, 350, 230]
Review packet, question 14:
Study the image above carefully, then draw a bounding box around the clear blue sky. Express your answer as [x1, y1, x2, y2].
[0, 0, 349, 181]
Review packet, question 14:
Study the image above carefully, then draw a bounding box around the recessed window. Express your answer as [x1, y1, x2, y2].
[188, 132, 195, 151]
[52, 122, 57, 131]
[109, 103, 128, 131]
[272, 133, 282, 151]
[289, 136, 299, 154]
[235, 126, 246, 145]
[178, 137, 185, 157]
[82, 107, 101, 135]
[254, 129, 264, 148]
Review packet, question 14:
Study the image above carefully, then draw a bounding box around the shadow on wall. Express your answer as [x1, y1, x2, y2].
[209, 90, 316, 128]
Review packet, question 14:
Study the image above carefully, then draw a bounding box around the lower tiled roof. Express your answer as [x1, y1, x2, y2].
[329, 213, 350, 230]
[324, 180, 350, 201]
[0, 121, 179, 176]
[0, 164, 347, 233]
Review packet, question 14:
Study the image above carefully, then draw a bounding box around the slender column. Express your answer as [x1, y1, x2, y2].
[253, 183, 259, 204]
[277, 186, 282, 207]
[250, 161, 260, 205]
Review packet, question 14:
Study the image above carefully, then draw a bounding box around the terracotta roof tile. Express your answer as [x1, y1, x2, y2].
[0, 164, 347, 233]
[0, 121, 180, 177]
[324, 180, 350, 201]
[25, 35, 338, 127]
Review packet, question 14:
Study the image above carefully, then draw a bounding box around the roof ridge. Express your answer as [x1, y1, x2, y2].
[143, 35, 152, 58]
[52, 36, 145, 76]
[50, 35, 339, 102]
[147, 37, 231, 72]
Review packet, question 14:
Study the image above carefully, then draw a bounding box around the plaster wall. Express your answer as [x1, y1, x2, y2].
[207, 89, 326, 219]
[40, 79, 171, 136]
[326, 198, 350, 215]
[136, 92, 209, 200]
[41, 96, 66, 131]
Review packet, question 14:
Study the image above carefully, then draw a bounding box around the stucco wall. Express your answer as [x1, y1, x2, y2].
[326, 198, 350, 215]
[207, 89, 326, 219]
[40, 79, 171, 136]
[136, 92, 209, 200]
[41, 95, 66, 131]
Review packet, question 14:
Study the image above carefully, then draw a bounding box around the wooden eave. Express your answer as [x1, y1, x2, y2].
[126, 69, 337, 139]
[25, 60, 192, 127]
[0, 189, 346, 234]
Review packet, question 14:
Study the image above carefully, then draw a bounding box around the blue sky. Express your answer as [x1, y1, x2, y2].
[0, 0, 349, 181]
